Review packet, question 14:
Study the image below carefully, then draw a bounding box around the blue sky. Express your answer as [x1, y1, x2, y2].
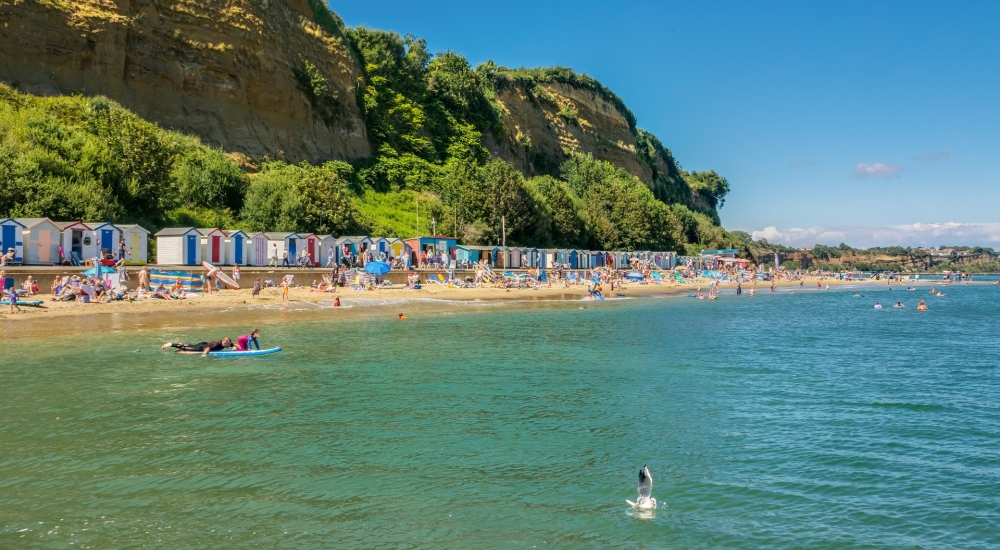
[333, 1, 1000, 246]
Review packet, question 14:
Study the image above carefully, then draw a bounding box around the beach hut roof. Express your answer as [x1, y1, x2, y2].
[263, 231, 297, 240]
[457, 244, 494, 251]
[223, 229, 248, 238]
[154, 227, 202, 237]
[316, 234, 335, 241]
[197, 227, 227, 237]
[0, 217, 28, 228]
[119, 224, 150, 234]
[334, 236, 357, 244]
[85, 221, 122, 231]
[53, 221, 91, 231]
[14, 217, 55, 229]
[297, 232, 318, 239]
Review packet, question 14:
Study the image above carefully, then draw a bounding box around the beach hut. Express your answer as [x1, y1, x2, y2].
[264, 232, 298, 263]
[54, 221, 91, 264]
[154, 227, 203, 266]
[507, 247, 524, 269]
[297, 233, 321, 265]
[540, 248, 558, 269]
[317, 235, 336, 266]
[249, 232, 270, 266]
[0, 218, 25, 264]
[403, 236, 457, 266]
[568, 250, 580, 269]
[16, 218, 59, 265]
[198, 228, 227, 265]
[120, 224, 150, 265]
[224, 229, 249, 266]
[83, 222, 121, 260]
[334, 236, 358, 265]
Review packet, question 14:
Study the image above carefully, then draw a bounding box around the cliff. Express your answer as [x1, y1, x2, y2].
[0, 0, 370, 163]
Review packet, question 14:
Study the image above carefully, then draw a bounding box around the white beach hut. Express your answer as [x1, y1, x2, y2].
[0, 218, 26, 264]
[120, 224, 149, 265]
[295, 232, 321, 266]
[84, 222, 122, 260]
[154, 227, 203, 266]
[198, 228, 228, 265]
[264, 232, 297, 264]
[224, 229, 250, 266]
[334, 236, 357, 264]
[16, 218, 60, 265]
[54, 221, 91, 265]
[318, 235, 336, 266]
[249, 232, 270, 266]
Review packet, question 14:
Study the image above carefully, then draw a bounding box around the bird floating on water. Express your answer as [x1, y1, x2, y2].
[626, 465, 657, 509]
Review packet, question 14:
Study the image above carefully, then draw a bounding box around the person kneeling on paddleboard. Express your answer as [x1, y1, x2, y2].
[235, 329, 261, 351]
[161, 338, 233, 356]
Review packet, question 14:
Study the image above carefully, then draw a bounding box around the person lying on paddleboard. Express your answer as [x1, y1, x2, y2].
[234, 329, 260, 351]
[161, 338, 233, 356]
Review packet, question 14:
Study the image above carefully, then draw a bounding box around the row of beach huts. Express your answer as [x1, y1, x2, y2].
[0, 217, 676, 270]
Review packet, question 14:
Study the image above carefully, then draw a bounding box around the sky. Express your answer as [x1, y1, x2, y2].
[332, 1, 1000, 248]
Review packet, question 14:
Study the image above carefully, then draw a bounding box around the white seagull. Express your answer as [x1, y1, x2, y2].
[626, 465, 657, 509]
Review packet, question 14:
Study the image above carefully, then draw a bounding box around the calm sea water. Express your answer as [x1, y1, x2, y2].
[2, 284, 999, 548]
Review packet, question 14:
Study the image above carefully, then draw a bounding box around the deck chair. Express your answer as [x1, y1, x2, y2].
[70, 251, 83, 266]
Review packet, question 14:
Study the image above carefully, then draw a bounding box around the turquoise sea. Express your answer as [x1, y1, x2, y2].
[2, 284, 999, 548]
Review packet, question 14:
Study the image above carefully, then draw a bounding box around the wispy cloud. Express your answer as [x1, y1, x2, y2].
[749, 222, 1000, 248]
[915, 151, 952, 163]
[854, 162, 902, 179]
[788, 157, 812, 168]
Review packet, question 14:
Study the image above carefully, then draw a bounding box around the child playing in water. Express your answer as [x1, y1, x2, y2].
[234, 329, 260, 351]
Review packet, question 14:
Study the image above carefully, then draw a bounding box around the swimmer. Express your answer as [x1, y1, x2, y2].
[398, 313, 407, 320]
[749, 288, 755, 296]
[874, 301, 883, 310]
[917, 300, 929, 311]
[334, 296, 341, 307]
[936, 292, 946, 297]
[894, 301, 905, 308]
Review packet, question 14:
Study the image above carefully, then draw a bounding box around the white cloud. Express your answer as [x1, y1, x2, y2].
[916, 151, 952, 163]
[854, 162, 902, 179]
[748, 222, 1000, 248]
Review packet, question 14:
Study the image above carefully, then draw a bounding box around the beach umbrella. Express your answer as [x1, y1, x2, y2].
[364, 261, 392, 276]
[83, 265, 116, 277]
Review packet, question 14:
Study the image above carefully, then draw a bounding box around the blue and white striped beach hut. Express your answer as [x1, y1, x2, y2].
[0, 218, 26, 264]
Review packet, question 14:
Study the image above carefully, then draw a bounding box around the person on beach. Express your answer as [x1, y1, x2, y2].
[234, 329, 260, 351]
[326, 246, 335, 268]
[7, 286, 20, 312]
[398, 313, 406, 320]
[736, 282, 742, 295]
[281, 278, 289, 301]
[138, 267, 150, 291]
[161, 338, 233, 356]
[252, 278, 261, 299]
[117, 238, 129, 262]
[232, 264, 240, 283]
[334, 296, 340, 307]
[281, 251, 290, 268]
[268, 244, 279, 267]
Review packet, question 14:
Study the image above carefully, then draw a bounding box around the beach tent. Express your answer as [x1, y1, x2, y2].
[16, 218, 59, 265]
[198, 228, 227, 265]
[224, 229, 249, 266]
[249, 232, 270, 266]
[154, 227, 203, 265]
[84, 222, 122, 260]
[54, 221, 91, 264]
[0, 218, 26, 264]
[120, 224, 149, 265]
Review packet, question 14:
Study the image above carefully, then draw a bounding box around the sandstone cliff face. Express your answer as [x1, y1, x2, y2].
[0, 0, 370, 163]
[488, 80, 656, 183]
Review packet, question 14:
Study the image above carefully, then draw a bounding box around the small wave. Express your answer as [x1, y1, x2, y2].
[869, 401, 954, 412]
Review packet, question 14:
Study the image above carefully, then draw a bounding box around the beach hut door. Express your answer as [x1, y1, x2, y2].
[101, 229, 113, 252]
[234, 235, 244, 265]
[186, 235, 197, 265]
[38, 229, 51, 263]
[129, 232, 142, 262]
[307, 238, 316, 263]
[211, 235, 221, 263]
[288, 239, 297, 257]
[0, 225, 13, 256]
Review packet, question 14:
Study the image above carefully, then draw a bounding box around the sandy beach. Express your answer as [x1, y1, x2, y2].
[0, 275, 922, 338]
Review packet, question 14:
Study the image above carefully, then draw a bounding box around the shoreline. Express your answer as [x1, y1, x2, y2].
[0, 276, 960, 338]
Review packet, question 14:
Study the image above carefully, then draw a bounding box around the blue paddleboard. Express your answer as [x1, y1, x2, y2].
[208, 347, 282, 357]
[0, 300, 44, 306]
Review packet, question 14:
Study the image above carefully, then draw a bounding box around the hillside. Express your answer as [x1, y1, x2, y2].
[0, 0, 737, 253]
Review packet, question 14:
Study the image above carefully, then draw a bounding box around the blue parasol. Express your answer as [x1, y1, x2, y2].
[364, 261, 392, 276]
[83, 265, 116, 277]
